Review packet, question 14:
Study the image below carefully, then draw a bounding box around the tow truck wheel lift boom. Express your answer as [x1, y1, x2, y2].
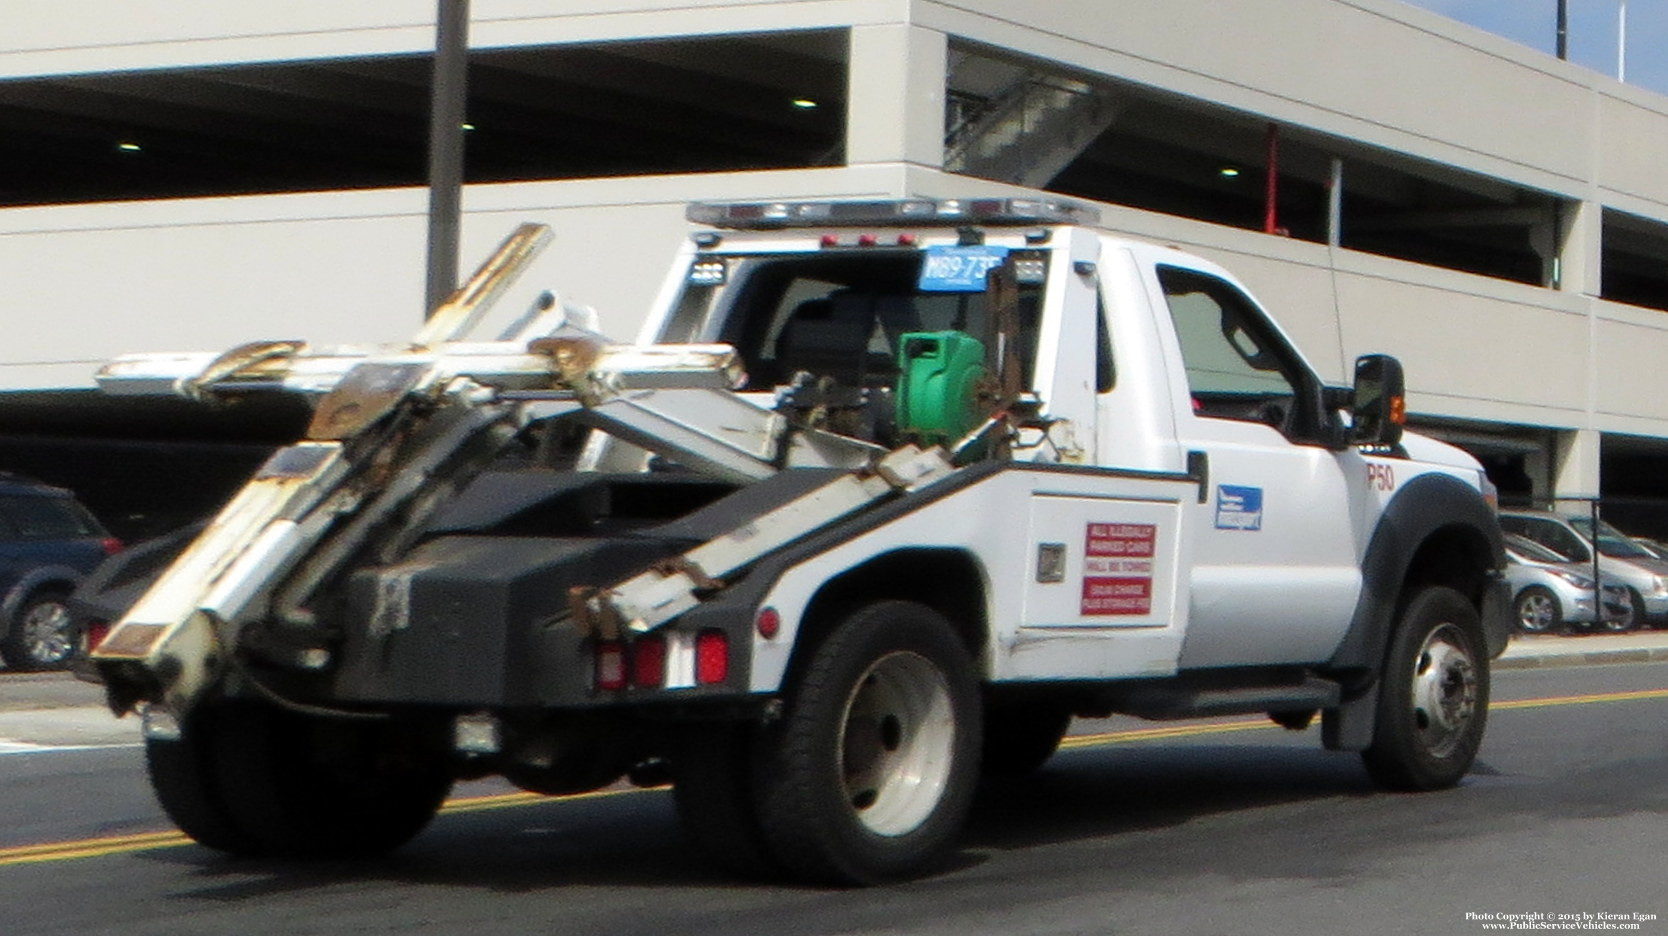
[91, 223, 957, 715]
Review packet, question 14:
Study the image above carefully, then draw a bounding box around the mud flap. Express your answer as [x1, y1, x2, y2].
[1322, 682, 1379, 752]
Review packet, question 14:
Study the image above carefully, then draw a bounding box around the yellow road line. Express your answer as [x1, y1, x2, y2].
[0, 830, 192, 865]
[5, 683, 1665, 867]
[0, 785, 647, 867]
[1058, 719, 1272, 749]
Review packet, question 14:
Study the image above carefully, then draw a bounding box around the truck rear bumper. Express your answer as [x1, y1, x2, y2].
[330, 533, 759, 707]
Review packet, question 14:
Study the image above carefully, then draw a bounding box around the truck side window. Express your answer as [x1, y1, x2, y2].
[1157, 266, 1301, 432]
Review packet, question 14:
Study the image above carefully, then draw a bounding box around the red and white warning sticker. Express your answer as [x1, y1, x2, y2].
[1081, 523, 1155, 615]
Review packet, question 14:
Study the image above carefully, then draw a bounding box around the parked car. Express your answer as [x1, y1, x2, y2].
[1502, 533, 1633, 633]
[1627, 536, 1668, 561]
[1498, 509, 1668, 629]
[0, 475, 121, 670]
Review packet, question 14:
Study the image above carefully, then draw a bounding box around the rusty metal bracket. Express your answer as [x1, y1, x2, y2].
[650, 557, 724, 594]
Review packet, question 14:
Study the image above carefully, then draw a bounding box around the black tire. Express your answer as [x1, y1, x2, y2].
[752, 601, 981, 885]
[146, 706, 262, 854]
[1512, 586, 1561, 634]
[670, 723, 781, 880]
[1, 590, 75, 671]
[981, 704, 1070, 778]
[1361, 586, 1489, 791]
[149, 701, 453, 858]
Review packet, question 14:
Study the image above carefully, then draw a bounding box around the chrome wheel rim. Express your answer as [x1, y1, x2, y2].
[1409, 623, 1478, 759]
[838, 651, 955, 837]
[20, 600, 72, 665]
[1515, 592, 1555, 632]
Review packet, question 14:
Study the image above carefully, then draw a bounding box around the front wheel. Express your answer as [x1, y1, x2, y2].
[1, 591, 75, 671]
[1513, 586, 1561, 635]
[1361, 586, 1489, 791]
[752, 601, 981, 885]
[1602, 589, 1644, 633]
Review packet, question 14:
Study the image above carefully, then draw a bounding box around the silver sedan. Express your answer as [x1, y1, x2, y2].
[1504, 534, 1633, 634]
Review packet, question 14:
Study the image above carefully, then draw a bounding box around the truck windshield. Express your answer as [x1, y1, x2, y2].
[664, 250, 1046, 392]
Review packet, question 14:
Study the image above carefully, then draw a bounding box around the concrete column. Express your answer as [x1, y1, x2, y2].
[1556, 198, 1602, 296]
[844, 24, 947, 169]
[1553, 428, 1602, 509]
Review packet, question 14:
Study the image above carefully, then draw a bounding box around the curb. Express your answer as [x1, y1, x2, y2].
[1495, 645, 1668, 670]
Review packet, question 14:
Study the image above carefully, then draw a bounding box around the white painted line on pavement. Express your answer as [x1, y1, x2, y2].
[0, 741, 143, 756]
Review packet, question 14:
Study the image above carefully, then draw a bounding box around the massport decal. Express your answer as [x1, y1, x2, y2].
[1214, 485, 1263, 531]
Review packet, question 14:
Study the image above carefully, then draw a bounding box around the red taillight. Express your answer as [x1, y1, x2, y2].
[594, 641, 626, 691]
[820, 233, 839, 248]
[856, 233, 878, 247]
[100, 537, 123, 556]
[755, 607, 781, 639]
[83, 620, 111, 653]
[696, 630, 728, 684]
[632, 635, 666, 688]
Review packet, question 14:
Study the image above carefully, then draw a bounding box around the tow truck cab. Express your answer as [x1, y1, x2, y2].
[598, 198, 1502, 681]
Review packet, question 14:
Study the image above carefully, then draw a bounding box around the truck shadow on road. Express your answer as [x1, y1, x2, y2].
[967, 741, 1380, 849]
[134, 737, 1490, 898]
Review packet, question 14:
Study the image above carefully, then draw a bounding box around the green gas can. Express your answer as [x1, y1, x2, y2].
[894, 330, 987, 446]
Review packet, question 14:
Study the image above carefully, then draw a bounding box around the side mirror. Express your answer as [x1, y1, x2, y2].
[1352, 354, 1405, 446]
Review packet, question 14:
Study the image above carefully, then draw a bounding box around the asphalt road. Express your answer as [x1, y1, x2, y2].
[1, 661, 1665, 936]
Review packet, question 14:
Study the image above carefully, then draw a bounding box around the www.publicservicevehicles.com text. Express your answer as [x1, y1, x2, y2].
[1467, 912, 1658, 931]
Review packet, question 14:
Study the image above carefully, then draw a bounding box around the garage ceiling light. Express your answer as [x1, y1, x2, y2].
[117, 141, 142, 152]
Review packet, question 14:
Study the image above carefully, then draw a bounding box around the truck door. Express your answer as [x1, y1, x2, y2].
[1144, 263, 1363, 667]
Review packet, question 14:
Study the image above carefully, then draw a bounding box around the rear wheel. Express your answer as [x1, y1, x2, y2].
[1, 590, 75, 671]
[145, 706, 261, 854]
[1362, 586, 1489, 791]
[1512, 586, 1561, 634]
[148, 701, 453, 857]
[752, 601, 981, 885]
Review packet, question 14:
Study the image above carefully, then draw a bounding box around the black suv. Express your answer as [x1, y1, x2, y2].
[0, 476, 120, 670]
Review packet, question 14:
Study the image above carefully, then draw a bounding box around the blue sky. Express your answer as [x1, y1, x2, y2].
[1401, 0, 1668, 95]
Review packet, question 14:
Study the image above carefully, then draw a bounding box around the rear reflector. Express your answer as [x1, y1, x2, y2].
[100, 537, 124, 556]
[696, 630, 728, 684]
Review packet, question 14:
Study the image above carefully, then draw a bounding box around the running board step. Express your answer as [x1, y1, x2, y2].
[1110, 676, 1342, 720]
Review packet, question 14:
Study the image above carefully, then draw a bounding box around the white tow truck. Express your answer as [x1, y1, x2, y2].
[83, 197, 1509, 884]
